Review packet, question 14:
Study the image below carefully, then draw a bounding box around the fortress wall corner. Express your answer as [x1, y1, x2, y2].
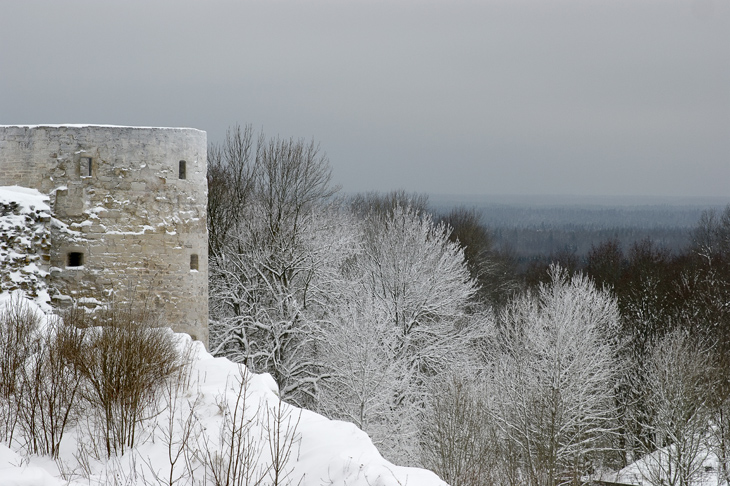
[0, 125, 209, 346]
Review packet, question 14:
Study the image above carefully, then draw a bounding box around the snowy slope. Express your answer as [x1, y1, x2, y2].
[0, 294, 448, 486]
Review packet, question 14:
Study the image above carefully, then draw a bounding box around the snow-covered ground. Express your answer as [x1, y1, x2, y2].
[0, 294, 448, 486]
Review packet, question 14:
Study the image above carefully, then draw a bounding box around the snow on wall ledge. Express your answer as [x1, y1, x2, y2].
[0, 125, 208, 345]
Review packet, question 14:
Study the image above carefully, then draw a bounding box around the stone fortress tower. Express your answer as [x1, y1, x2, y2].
[0, 125, 208, 345]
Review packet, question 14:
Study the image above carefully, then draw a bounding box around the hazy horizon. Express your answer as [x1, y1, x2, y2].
[427, 192, 730, 207]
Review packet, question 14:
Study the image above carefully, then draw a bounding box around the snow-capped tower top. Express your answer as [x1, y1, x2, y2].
[0, 125, 208, 346]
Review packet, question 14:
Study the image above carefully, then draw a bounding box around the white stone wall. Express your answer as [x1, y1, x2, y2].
[0, 125, 209, 345]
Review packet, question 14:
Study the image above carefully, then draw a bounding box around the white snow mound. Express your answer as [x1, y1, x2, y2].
[0, 296, 448, 486]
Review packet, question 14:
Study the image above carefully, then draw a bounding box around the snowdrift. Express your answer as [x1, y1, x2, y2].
[0, 294, 447, 486]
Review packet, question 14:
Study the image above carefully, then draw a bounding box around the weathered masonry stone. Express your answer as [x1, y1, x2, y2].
[0, 125, 208, 346]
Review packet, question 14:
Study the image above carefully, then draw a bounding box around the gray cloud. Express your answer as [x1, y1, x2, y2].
[1, 0, 728, 197]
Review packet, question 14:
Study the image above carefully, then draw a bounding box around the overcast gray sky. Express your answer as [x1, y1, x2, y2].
[1, 0, 728, 198]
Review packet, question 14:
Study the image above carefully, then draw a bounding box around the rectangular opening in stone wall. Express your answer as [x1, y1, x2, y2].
[179, 160, 187, 180]
[190, 254, 199, 271]
[67, 252, 84, 267]
[80, 157, 92, 177]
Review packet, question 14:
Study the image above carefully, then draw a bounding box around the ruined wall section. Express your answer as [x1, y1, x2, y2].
[0, 126, 208, 344]
[0, 187, 51, 302]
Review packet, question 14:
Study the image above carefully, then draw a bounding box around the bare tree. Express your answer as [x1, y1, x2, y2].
[0, 294, 40, 445]
[17, 312, 84, 458]
[264, 397, 303, 486]
[691, 205, 730, 268]
[255, 135, 338, 241]
[713, 393, 730, 486]
[203, 368, 268, 486]
[638, 330, 718, 486]
[207, 124, 257, 258]
[420, 375, 501, 486]
[71, 302, 182, 457]
[143, 342, 203, 486]
[441, 206, 521, 308]
[349, 190, 429, 219]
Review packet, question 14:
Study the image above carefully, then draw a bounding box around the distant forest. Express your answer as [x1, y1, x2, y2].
[431, 194, 730, 261]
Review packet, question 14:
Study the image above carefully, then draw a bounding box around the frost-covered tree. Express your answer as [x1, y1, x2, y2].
[492, 266, 621, 486]
[318, 205, 482, 465]
[713, 392, 730, 486]
[208, 127, 343, 407]
[692, 205, 730, 268]
[356, 205, 476, 352]
[319, 299, 419, 461]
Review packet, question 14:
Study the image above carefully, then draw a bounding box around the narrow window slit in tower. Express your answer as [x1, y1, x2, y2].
[179, 160, 187, 180]
[190, 254, 199, 271]
[67, 252, 84, 267]
[80, 157, 92, 177]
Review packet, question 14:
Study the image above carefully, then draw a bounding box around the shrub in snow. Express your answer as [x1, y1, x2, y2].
[0, 293, 42, 445]
[16, 310, 84, 459]
[66, 301, 182, 458]
[0, 293, 448, 486]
